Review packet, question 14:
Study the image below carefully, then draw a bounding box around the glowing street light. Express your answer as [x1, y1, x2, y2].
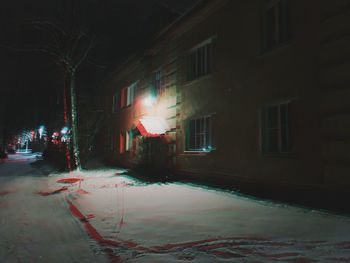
[143, 95, 156, 107]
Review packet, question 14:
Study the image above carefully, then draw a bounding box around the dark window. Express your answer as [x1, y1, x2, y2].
[153, 69, 163, 95]
[112, 93, 118, 113]
[187, 39, 213, 81]
[187, 115, 212, 151]
[261, 102, 291, 154]
[263, 0, 290, 50]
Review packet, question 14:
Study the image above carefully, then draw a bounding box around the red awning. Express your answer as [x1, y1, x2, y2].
[136, 116, 169, 137]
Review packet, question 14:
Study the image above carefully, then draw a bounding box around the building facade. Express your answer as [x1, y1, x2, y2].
[101, 0, 350, 191]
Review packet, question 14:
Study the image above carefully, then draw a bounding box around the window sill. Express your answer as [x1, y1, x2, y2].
[258, 39, 295, 57]
[119, 104, 133, 111]
[180, 152, 208, 156]
[180, 150, 214, 156]
[183, 74, 212, 87]
[261, 152, 294, 158]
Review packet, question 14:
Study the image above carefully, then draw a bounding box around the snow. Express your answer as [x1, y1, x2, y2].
[52, 168, 350, 262]
[0, 154, 108, 263]
[2, 153, 350, 262]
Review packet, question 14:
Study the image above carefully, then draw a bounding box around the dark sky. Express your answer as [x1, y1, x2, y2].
[0, 0, 197, 133]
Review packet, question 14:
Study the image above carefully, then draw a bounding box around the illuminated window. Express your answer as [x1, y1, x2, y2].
[125, 130, 133, 151]
[119, 130, 133, 153]
[187, 38, 213, 81]
[187, 115, 212, 152]
[261, 101, 291, 154]
[262, 0, 290, 50]
[119, 82, 137, 109]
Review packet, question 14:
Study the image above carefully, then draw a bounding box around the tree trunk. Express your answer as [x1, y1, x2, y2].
[63, 72, 72, 171]
[69, 71, 82, 171]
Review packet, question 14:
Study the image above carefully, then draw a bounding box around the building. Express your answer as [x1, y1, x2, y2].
[101, 0, 350, 192]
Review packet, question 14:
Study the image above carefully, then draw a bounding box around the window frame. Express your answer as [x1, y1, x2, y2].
[153, 69, 164, 96]
[125, 130, 133, 152]
[186, 115, 213, 152]
[261, 0, 291, 51]
[186, 38, 213, 82]
[260, 101, 292, 155]
[119, 81, 137, 109]
[112, 92, 119, 113]
[119, 132, 124, 154]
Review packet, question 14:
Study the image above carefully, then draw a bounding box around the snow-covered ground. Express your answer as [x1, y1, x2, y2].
[2, 154, 350, 262]
[0, 154, 108, 263]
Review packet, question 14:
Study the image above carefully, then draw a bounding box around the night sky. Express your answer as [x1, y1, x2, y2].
[0, 0, 197, 134]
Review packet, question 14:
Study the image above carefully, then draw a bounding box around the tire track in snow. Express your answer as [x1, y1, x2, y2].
[65, 197, 342, 262]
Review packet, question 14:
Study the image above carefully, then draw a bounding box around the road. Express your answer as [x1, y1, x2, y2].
[1, 153, 350, 262]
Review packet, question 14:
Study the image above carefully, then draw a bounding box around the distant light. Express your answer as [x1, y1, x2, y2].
[38, 125, 45, 139]
[143, 95, 156, 107]
[61, 127, 69, 135]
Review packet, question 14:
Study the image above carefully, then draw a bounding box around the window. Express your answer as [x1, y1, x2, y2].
[187, 115, 212, 152]
[125, 130, 133, 151]
[119, 130, 133, 153]
[112, 93, 118, 113]
[262, 0, 290, 50]
[153, 69, 163, 95]
[119, 133, 124, 154]
[112, 134, 117, 152]
[108, 129, 114, 152]
[119, 82, 137, 109]
[187, 38, 213, 81]
[261, 102, 291, 154]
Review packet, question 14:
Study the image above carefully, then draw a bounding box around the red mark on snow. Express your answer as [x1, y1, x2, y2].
[57, 178, 82, 184]
[86, 214, 95, 219]
[37, 187, 68, 196]
[67, 197, 333, 262]
[66, 198, 124, 262]
[0, 191, 10, 196]
[76, 188, 90, 195]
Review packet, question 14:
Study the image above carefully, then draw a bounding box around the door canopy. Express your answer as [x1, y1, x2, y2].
[136, 116, 169, 137]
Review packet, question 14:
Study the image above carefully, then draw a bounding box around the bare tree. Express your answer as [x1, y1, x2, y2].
[29, 18, 96, 171]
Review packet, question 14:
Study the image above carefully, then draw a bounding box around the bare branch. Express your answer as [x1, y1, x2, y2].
[0, 43, 60, 61]
[73, 36, 96, 71]
[86, 58, 107, 69]
[30, 20, 68, 38]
